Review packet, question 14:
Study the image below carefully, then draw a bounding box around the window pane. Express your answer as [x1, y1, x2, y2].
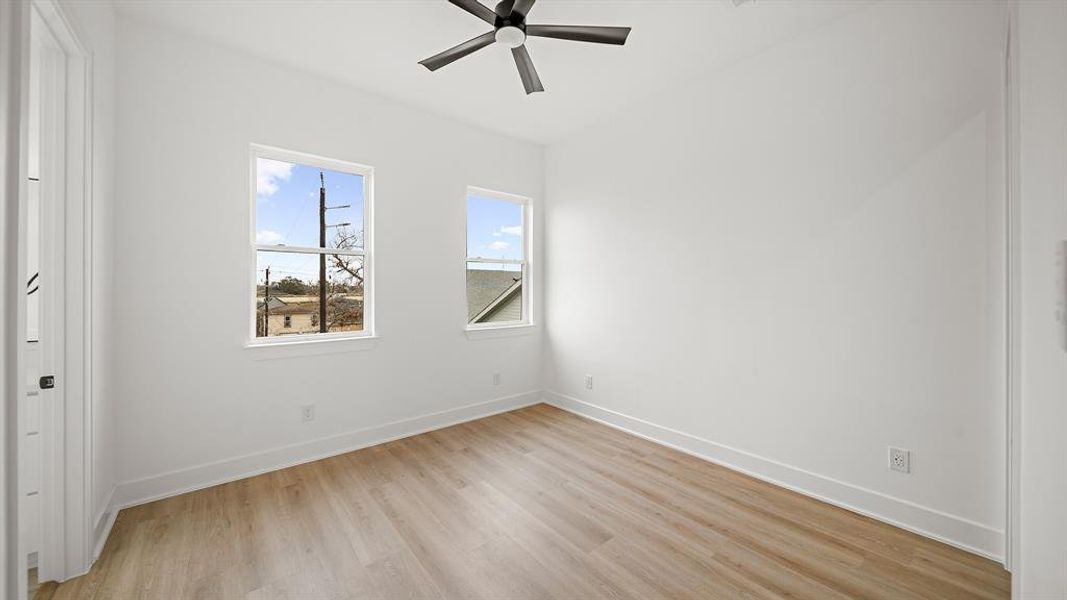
[467, 262, 523, 324]
[467, 194, 523, 260]
[256, 250, 365, 337]
[256, 157, 364, 251]
[325, 255, 366, 334]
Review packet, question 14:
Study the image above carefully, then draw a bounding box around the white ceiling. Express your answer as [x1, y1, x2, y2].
[113, 0, 866, 145]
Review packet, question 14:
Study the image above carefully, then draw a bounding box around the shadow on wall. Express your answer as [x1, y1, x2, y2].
[1060, 239, 1067, 352]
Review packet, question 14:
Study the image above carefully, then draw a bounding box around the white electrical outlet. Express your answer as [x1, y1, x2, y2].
[889, 447, 910, 473]
[301, 404, 315, 423]
[584, 375, 594, 390]
[492, 372, 501, 386]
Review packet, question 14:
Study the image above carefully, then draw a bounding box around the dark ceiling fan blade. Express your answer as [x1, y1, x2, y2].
[449, 0, 498, 25]
[511, 45, 544, 94]
[511, 0, 536, 17]
[419, 31, 497, 71]
[525, 24, 631, 45]
[494, 0, 514, 18]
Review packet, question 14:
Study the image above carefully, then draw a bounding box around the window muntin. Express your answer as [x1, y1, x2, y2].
[466, 189, 530, 328]
[251, 146, 372, 342]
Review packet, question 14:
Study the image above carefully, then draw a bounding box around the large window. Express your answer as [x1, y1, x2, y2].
[466, 187, 531, 328]
[251, 145, 373, 342]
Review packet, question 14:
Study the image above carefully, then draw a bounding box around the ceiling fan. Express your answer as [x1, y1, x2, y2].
[419, 0, 632, 95]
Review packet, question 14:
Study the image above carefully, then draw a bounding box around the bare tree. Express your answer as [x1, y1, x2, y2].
[326, 227, 365, 330]
[330, 226, 364, 287]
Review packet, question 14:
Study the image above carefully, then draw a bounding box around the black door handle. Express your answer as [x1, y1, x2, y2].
[39, 376, 54, 390]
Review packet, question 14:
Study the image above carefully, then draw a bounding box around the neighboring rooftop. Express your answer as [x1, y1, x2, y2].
[466, 269, 521, 322]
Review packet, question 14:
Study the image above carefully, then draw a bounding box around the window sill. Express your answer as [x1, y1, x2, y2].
[464, 324, 537, 340]
[245, 335, 380, 360]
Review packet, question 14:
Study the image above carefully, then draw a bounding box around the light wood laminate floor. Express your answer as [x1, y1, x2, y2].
[38, 404, 1009, 599]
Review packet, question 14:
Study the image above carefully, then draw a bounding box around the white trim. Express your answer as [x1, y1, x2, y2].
[1002, 1, 1021, 574]
[248, 143, 375, 345]
[244, 334, 380, 360]
[31, 9, 67, 584]
[255, 245, 364, 257]
[251, 144, 373, 179]
[3, 1, 32, 596]
[468, 185, 529, 206]
[244, 328, 376, 348]
[464, 323, 537, 339]
[89, 486, 114, 563]
[543, 391, 1006, 562]
[26, 0, 94, 583]
[111, 391, 542, 511]
[467, 257, 524, 265]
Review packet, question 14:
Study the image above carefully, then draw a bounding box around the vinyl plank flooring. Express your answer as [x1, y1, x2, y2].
[40, 404, 1009, 599]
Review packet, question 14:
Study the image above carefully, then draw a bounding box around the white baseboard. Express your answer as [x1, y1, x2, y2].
[92, 486, 117, 562]
[112, 391, 542, 512]
[106, 389, 1004, 564]
[543, 391, 1005, 563]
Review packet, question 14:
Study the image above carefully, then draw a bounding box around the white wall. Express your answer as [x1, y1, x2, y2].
[111, 18, 544, 503]
[545, 1, 1008, 558]
[1016, 0, 1067, 595]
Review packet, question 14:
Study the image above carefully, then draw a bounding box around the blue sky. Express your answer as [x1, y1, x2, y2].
[256, 158, 364, 285]
[256, 158, 364, 249]
[254, 159, 524, 283]
[467, 194, 524, 270]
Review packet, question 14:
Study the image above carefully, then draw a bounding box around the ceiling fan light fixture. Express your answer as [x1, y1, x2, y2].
[495, 25, 526, 48]
[422, 0, 631, 94]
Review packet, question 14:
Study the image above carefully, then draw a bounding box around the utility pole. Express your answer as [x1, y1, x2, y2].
[319, 172, 327, 332]
[318, 171, 352, 334]
[263, 266, 271, 337]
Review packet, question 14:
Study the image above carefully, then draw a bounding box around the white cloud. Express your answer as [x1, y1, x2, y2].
[256, 158, 294, 198]
[487, 240, 511, 251]
[500, 225, 522, 237]
[256, 230, 285, 245]
[492, 231, 502, 237]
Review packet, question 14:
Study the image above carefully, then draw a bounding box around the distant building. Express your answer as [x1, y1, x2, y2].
[256, 294, 363, 336]
[257, 297, 318, 335]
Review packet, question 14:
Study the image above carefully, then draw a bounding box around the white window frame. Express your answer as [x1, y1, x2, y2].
[465, 186, 533, 331]
[248, 144, 374, 346]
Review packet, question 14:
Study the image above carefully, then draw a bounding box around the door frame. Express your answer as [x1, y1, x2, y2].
[31, 3, 68, 583]
[24, 0, 95, 585]
[1002, 0, 1021, 575]
[2, 2, 32, 596]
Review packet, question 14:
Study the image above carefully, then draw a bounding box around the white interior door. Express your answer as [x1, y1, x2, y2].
[23, 7, 65, 582]
[22, 12, 44, 569]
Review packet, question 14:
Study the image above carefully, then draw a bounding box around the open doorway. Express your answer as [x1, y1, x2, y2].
[23, 6, 65, 596]
[19, 1, 94, 596]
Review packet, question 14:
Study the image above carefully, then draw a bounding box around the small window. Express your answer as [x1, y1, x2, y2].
[466, 188, 530, 328]
[252, 145, 373, 342]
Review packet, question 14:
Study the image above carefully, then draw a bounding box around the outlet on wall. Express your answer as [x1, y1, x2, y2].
[889, 446, 910, 473]
[584, 374, 594, 390]
[301, 404, 315, 423]
[492, 372, 501, 386]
